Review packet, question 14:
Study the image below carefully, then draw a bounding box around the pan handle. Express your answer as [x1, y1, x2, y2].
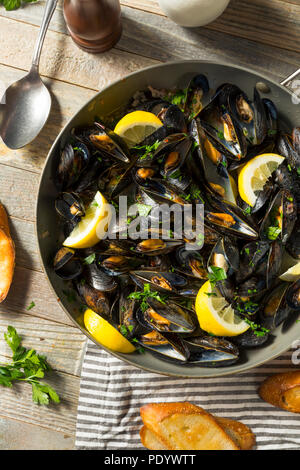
[280, 69, 300, 87]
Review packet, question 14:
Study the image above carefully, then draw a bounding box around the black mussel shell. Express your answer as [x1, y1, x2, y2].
[184, 74, 210, 121]
[260, 282, 292, 330]
[286, 279, 300, 310]
[135, 239, 183, 256]
[236, 241, 269, 283]
[259, 189, 297, 244]
[53, 247, 82, 280]
[83, 263, 118, 292]
[286, 220, 300, 260]
[57, 142, 90, 190]
[175, 246, 208, 279]
[76, 280, 110, 319]
[231, 329, 269, 348]
[277, 130, 300, 171]
[99, 254, 144, 275]
[142, 297, 196, 334]
[55, 192, 85, 222]
[91, 122, 131, 163]
[138, 330, 190, 362]
[184, 334, 239, 367]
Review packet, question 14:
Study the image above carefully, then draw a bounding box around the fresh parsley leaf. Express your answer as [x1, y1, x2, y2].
[4, 326, 21, 353]
[83, 253, 96, 265]
[267, 226, 281, 241]
[208, 266, 227, 285]
[136, 203, 152, 218]
[0, 326, 60, 405]
[26, 301, 35, 311]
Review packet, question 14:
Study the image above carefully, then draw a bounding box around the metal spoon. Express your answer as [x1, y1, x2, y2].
[0, 0, 58, 149]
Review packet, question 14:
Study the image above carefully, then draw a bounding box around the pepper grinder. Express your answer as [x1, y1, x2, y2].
[63, 0, 122, 53]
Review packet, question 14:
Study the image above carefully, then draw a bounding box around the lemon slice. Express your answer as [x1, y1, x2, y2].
[114, 111, 163, 148]
[195, 281, 250, 337]
[238, 153, 285, 206]
[63, 191, 112, 249]
[84, 308, 136, 353]
[280, 261, 300, 282]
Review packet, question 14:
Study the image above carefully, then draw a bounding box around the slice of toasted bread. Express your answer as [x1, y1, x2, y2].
[0, 203, 10, 237]
[259, 371, 300, 413]
[140, 402, 240, 450]
[216, 417, 255, 450]
[140, 417, 255, 451]
[0, 227, 15, 302]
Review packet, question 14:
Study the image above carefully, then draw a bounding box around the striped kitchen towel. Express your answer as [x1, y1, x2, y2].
[76, 340, 300, 450]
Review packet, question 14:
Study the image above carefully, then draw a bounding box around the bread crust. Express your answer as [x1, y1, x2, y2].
[0, 209, 15, 302]
[259, 371, 300, 413]
[140, 416, 255, 451]
[140, 402, 240, 450]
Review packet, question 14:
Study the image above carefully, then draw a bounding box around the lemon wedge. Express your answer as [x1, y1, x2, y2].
[195, 281, 250, 337]
[63, 191, 111, 249]
[280, 261, 300, 282]
[238, 153, 285, 206]
[114, 111, 163, 148]
[84, 308, 136, 353]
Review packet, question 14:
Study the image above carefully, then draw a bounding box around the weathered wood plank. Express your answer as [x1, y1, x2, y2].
[0, 416, 75, 449]
[0, 366, 80, 434]
[0, 16, 158, 91]
[121, 0, 300, 53]
[118, 6, 300, 83]
[0, 311, 85, 375]
[2, 266, 77, 326]
[8, 216, 41, 272]
[1, 0, 299, 54]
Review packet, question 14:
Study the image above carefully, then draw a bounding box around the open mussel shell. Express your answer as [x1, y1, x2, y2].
[260, 282, 292, 330]
[175, 246, 208, 279]
[223, 84, 268, 146]
[277, 130, 300, 171]
[259, 189, 297, 244]
[83, 262, 118, 292]
[99, 254, 144, 276]
[76, 280, 110, 319]
[135, 239, 183, 256]
[139, 297, 196, 334]
[184, 74, 210, 121]
[160, 138, 192, 191]
[55, 192, 85, 222]
[118, 286, 141, 337]
[138, 330, 190, 362]
[184, 334, 239, 367]
[98, 163, 132, 199]
[135, 171, 189, 206]
[286, 220, 300, 260]
[90, 122, 131, 163]
[73, 159, 103, 193]
[57, 142, 90, 190]
[53, 247, 82, 280]
[130, 270, 202, 297]
[205, 195, 258, 240]
[199, 89, 248, 162]
[286, 279, 300, 310]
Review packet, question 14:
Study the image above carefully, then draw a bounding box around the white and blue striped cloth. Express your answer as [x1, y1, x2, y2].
[76, 340, 300, 450]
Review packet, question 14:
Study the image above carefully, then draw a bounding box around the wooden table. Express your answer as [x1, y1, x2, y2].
[0, 0, 299, 450]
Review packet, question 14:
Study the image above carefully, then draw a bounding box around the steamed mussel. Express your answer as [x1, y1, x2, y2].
[52, 75, 300, 368]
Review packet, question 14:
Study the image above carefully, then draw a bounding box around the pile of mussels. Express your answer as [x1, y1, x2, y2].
[53, 75, 300, 367]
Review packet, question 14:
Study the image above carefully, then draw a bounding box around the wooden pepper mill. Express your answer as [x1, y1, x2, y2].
[63, 0, 122, 53]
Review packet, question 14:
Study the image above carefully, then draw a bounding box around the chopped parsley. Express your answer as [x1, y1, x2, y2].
[26, 301, 35, 311]
[83, 253, 96, 265]
[128, 283, 167, 313]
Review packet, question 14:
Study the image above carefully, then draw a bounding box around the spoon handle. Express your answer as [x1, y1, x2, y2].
[31, 0, 58, 70]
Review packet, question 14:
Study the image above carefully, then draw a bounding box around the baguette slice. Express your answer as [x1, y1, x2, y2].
[0, 203, 10, 237]
[140, 417, 255, 451]
[140, 402, 240, 450]
[0, 227, 15, 302]
[259, 371, 300, 413]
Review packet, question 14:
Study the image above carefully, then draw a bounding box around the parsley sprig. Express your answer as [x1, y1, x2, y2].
[127, 283, 167, 313]
[0, 0, 38, 10]
[132, 140, 160, 161]
[207, 266, 227, 287]
[0, 326, 60, 405]
[243, 319, 270, 338]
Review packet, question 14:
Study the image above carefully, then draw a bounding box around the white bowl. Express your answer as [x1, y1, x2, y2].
[159, 0, 230, 27]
